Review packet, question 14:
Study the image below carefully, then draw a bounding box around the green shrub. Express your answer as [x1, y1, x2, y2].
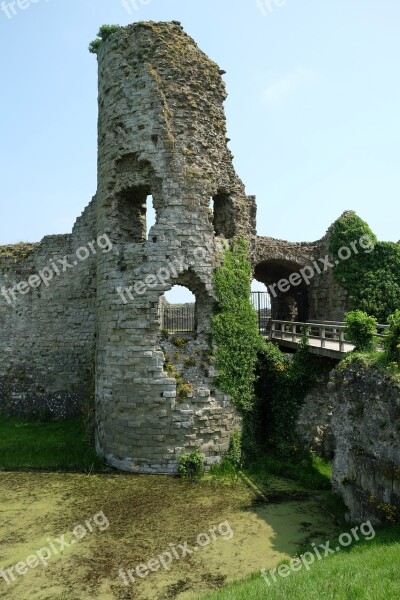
[89, 25, 121, 54]
[329, 213, 400, 322]
[88, 38, 102, 54]
[345, 310, 378, 351]
[384, 310, 400, 363]
[255, 333, 317, 457]
[224, 430, 242, 469]
[178, 448, 204, 479]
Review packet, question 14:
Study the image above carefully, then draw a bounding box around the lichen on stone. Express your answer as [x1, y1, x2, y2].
[0, 242, 38, 262]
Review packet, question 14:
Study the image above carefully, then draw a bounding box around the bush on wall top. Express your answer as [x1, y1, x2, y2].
[329, 212, 400, 323]
[89, 25, 121, 54]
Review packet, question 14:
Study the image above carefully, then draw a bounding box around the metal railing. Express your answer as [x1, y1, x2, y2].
[161, 304, 195, 334]
[251, 292, 271, 333]
[270, 320, 389, 354]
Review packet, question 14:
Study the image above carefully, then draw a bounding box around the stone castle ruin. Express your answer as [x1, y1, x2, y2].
[0, 22, 351, 473]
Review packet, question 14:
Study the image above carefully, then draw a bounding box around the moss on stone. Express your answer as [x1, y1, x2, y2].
[0, 242, 38, 262]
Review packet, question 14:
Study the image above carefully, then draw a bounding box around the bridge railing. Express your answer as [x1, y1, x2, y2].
[270, 320, 389, 354]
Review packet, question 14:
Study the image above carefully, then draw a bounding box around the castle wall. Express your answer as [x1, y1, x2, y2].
[94, 23, 254, 473]
[0, 21, 361, 476]
[0, 200, 98, 418]
[331, 364, 400, 525]
[254, 225, 350, 323]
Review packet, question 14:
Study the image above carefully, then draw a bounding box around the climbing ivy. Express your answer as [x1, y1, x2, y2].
[255, 331, 318, 457]
[212, 238, 265, 414]
[329, 213, 400, 323]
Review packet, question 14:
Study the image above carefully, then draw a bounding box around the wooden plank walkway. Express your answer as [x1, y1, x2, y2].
[269, 320, 387, 360]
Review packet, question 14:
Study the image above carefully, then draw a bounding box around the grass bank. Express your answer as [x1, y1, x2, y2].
[0, 415, 105, 472]
[199, 524, 400, 600]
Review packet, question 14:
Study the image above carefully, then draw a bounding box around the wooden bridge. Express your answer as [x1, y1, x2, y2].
[269, 320, 388, 360]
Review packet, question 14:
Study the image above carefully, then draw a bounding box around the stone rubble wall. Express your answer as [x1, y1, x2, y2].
[331, 364, 400, 525]
[255, 222, 350, 322]
[296, 365, 335, 458]
[0, 21, 365, 476]
[94, 22, 250, 472]
[0, 199, 97, 418]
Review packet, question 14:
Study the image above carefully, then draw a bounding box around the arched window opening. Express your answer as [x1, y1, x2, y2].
[211, 193, 235, 239]
[115, 187, 157, 243]
[160, 286, 196, 334]
[146, 195, 156, 239]
[254, 260, 309, 323]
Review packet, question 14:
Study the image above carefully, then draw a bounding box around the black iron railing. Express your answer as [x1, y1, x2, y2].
[161, 303, 195, 334]
[161, 292, 271, 335]
[251, 292, 271, 334]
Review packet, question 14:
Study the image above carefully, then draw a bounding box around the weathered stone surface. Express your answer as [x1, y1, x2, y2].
[254, 216, 351, 322]
[0, 201, 97, 417]
[0, 22, 365, 475]
[296, 368, 335, 458]
[0, 22, 252, 472]
[331, 365, 400, 525]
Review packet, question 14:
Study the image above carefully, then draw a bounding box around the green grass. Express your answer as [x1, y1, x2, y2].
[0, 414, 105, 472]
[199, 524, 400, 599]
[246, 453, 333, 490]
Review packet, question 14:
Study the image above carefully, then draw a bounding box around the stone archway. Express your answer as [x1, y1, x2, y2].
[254, 258, 309, 322]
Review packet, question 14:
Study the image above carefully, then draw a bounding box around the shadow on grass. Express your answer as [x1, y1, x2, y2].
[0, 414, 107, 472]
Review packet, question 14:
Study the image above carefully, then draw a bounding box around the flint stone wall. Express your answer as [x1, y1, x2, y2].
[255, 217, 351, 323]
[0, 200, 97, 418]
[93, 22, 255, 473]
[331, 364, 400, 525]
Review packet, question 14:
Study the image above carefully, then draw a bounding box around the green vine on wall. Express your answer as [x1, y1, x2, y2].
[255, 330, 317, 456]
[329, 212, 400, 323]
[212, 238, 265, 414]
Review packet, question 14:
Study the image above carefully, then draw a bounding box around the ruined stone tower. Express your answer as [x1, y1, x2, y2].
[0, 22, 352, 474]
[94, 22, 256, 472]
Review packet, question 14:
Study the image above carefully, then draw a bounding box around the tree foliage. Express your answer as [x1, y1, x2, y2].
[329, 213, 400, 323]
[255, 331, 317, 456]
[384, 310, 400, 363]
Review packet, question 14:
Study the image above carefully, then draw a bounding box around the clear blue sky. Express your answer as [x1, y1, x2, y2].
[1, 0, 399, 252]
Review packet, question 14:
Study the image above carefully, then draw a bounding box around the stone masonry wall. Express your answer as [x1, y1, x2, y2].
[0, 200, 98, 418]
[0, 20, 363, 476]
[296, 364, 335, 458]
[255, 218, 351, 322]
[94, 22, 254, 473]
[331, 364, 400, 525]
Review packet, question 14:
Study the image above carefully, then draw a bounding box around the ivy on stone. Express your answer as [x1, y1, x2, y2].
[212, 238, 265, 414]
[329, 212, 400, 323]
